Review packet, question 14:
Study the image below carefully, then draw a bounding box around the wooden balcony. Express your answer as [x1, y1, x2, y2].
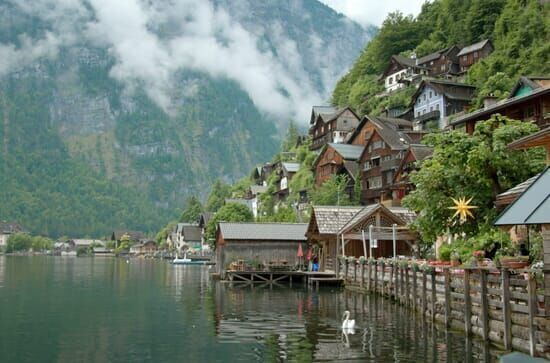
[414, 110, 440, 124]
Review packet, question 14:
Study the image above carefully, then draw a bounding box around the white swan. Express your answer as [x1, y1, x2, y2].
[342, 310, 355, 329]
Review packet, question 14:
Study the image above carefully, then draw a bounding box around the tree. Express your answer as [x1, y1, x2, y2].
[205, 179, 231, 212]
[179, 196, 203, 223]
[6, 233, 33, 252]
[402, 116, 544, 243]
[310, 175, 354, 206]
[205, 203, 254, 243]
[281, 120, 300, 153]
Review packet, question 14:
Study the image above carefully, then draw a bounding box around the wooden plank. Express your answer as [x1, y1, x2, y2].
[501, 269, 512, 350]
[464, 269, 472, 336]
[374, 262, 378, 294]
[380, 262, 385, 296]
[527, 274, 537, 357]
[360, 264, 364, 288]
[431, 273, 436, 321]
[412, 269, 418, 309]
[422, 270, 427, 317]
[405, 267, 410, 306]
[480, 270, 489, 341]
[389, 264, 394, 298]
[367, 263, 371, 292]
[444, 268, 451, 328]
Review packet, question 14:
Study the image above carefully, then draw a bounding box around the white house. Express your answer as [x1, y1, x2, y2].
[381, 55, 428, 93]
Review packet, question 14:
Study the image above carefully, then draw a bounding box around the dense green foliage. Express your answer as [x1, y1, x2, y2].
[205, 203, 254, 244]
[332, 0, 549, 115]
[179, 197, 204, 223]
[205, 180, 232, 212]
[402, 116, 544, 244]
[6, 233, 53, 252]
[309, 175, 354, 206]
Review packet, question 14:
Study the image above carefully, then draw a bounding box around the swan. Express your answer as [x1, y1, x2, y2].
[342, 310, 355, 329]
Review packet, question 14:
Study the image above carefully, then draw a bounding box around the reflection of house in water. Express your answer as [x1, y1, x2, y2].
[0, 257, 4, 287]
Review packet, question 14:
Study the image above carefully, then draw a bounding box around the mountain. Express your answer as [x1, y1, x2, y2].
[0, 0, 371, 237]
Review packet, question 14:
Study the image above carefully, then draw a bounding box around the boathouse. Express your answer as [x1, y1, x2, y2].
[338, 204, 417, 259]
[215, 222, 308, 278]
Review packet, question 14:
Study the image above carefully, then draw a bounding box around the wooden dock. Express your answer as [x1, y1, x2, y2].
[223, 270, 340, 288]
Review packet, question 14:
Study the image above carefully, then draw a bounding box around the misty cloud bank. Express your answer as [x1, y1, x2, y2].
[0, 0, 363, 123]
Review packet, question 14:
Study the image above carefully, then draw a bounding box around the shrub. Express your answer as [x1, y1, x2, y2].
[438, 244, 452, 261]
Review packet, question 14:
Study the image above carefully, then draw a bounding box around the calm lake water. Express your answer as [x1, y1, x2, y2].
[0, 256, 504, 362]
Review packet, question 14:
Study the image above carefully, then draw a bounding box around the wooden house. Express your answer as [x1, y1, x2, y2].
[391, 144, 433, 205]
[415, 45, 460, 76]
[0, 221, 25, 249]
[380, 55, 428, 93]
[174, 223, 202, 253]
[309, 106, 360, 150]
[306, 206, 363, 273]
[273, 162, 300, 202]
[198, 212, 214, 250]
[338, 204, 417, 258]
[312, 143, 363, 197]
[215, 222, 308, 278]
[347, 115, 413, 147]
[450, 76, 550, 134]
[129, 240, 157, 255]
[411, 79, 476, 130]
[358, 124, 425, 206]
[111, 231, 145, 245]
[457, 39, 493, 73]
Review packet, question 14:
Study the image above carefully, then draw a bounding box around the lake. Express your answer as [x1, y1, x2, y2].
[0, 256, 504, 362]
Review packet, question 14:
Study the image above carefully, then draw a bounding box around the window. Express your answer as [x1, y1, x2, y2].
[473, 51, 478, 58]
[328, 123, 331, 130]
[441, 65, 445, 71]
[371, 157, 380, 167]
[463, 55, 467, 62]
[430, 61, 434, 65]
[430, 106, 433, 112]
[368, 176, 382, 189]
[429, 91, 432, 98]
[417, 112, 420, 117]
[373, 140, 385, 150]
[385, 171, 394, 184]
[423, 94, 426, 101]
[388, 77, 393, 85]
[436, 104, 440, 111]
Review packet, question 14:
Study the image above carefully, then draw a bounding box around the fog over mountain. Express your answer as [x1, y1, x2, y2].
[0, 0, 372, 236]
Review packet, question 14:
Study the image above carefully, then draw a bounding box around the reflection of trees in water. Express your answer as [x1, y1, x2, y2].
[209, 282, 505, 362]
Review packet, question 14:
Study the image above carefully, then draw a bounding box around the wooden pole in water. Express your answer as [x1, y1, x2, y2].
[361, 229, 367, 258]
[368, 225, 373, 258]
[392, 224, 397, 258]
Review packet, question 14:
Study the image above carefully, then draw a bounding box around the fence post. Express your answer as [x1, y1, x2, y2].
[367, 262, 371, 292]
[422, 270, 427, 318]
[480, 269, 489, 341]
[501, 268, 511, 350]
[464, 269, 471, 335]
[431, 273, 436, 321]
[412, 267, 418, 310]
[444, 268, 451, 328]
[389, 263, 394, 298]
[527, 273, 537, 357]
[374, 261, 379, 293]
[405, 265, 411, 306]
[381, 261, 385, 296]
[360, 263, 364, 288]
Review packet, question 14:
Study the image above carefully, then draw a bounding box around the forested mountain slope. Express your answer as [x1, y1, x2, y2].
[332, 0, 549, 115]
[0, 0, 370, 237]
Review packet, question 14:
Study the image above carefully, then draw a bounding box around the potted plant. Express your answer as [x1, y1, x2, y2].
[500, 255, 529, 269]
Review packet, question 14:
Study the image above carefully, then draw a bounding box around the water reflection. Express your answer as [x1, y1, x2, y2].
[0, 258, 505, 363]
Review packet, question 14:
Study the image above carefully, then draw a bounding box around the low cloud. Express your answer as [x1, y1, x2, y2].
[0, 0, 333, 123]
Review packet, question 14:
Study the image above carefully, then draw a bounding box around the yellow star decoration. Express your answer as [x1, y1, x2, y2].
[449, 197, 478, 223]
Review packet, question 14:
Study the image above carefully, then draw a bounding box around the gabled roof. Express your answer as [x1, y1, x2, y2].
[282, 162, 300, 173]
[342, 160, 359, 179]
[346, 115, 412, 145]
[411, 79, 477, 105]
[325, 106, 360, 123]
[495, 173, 540, 208]
[0, 221, 25, 234]
[494, 167, 550, 225]
[329, 143, 364, 160]
[409, 144, 433, 161]
[218, 222, 308, 241]
[182, 224, 202, 242]
[509, 76, 550, 98]
[310, 106, 337, 125]
[381, 55, 427, 78]
[457, 39, 492, 56]
[307, 206, 363, 235]
[198, 212, 214, 227]
[416, 45, 459, 65]
[339, 204, 408, 234]
[450, 86, 550, 127]
[362, 122, 411, 154]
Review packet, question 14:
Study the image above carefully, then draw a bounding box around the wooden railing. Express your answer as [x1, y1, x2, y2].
[338, 258, 549, 359]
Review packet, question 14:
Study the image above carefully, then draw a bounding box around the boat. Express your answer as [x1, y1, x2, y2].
[171, 253, 214, 265]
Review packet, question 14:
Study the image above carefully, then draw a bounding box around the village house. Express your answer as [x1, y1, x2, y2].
[358, 124, 425, 206]
[415, 45, 461, 77]
[380, 55, 428, 93]
[129, 240, 157, 255]
[312, 143, 363, 198]
[457, 39, 493, 73]
[347, 115, 413, 147]
[198, 212, 213, 250]
[450, 76, 550, 134]
[243, 184, 267, 218]
[272, 161, 300, 203]
[411, 79, 477, 130]
[309, 106, 361, 150]
[0, 221, 25, 249]
[174, 223, 202, 254]
[111, 231, 145, 246]
[306, 206, 363, 273]
[215, 222, 308, 278]
[338, 204, 417, 259]
[391, 144, 433, 205]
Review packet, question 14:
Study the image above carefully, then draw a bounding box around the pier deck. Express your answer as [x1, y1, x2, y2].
[224, 270, 339, 287]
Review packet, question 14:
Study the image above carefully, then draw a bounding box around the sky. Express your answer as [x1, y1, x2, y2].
[319, 0, 426, 27]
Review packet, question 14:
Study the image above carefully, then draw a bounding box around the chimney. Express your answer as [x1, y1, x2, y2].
[483, 94, 499, 109]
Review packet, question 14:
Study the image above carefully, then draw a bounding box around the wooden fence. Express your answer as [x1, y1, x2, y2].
[338, 258, 550, 359]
